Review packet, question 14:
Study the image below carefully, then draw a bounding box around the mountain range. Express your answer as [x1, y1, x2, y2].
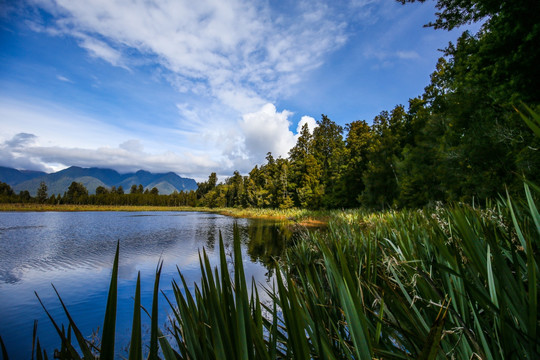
[0, 166, 198, 196]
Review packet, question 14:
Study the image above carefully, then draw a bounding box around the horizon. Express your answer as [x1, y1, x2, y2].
[1, 0, 480, 180]
[2, 164, 198, 180]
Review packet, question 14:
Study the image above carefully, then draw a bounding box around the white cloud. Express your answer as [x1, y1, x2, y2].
[239, 103, 296, 163]
[0, 132, 218, 179]
[396, 50, 420, 59]
[0, 96, 317, 177]
[119, 139, 144, 153]
[297, 116, 318, 134]
[76, 34, 127, 69]
[56, 75, 73, 83]
[10, 1, 371, 177]
[28, 0, 348, 113]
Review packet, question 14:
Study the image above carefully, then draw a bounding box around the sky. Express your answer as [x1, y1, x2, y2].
[0, 0, 478, 181]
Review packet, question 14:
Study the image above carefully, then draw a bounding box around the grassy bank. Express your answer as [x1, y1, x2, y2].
[0, 203, 329, 226]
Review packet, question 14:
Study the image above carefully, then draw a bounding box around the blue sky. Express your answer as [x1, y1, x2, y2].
[0, 0, 477, 180]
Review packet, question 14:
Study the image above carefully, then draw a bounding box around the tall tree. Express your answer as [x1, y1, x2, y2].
[362, 106, 409, 208]
[36, 181, 48, 204]
[312, 115, 345, 208]
[65, 182, 88, 204]
[289, 123, 323, 208]
[342, 120, 373, 207]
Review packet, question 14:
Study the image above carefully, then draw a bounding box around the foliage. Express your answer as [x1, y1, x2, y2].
[36, 181, 48, 204]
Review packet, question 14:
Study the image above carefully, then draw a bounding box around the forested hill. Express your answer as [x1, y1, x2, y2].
[196, 0, 540, 210]
[0, 166, 197, 196]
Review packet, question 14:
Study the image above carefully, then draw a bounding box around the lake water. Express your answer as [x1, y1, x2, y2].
[0, 211, 293, 359]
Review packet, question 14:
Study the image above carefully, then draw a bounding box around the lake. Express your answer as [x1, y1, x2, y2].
[0, 211, 294, 358]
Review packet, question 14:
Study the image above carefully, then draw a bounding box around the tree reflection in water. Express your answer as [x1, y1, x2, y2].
[242, 219, 325, 275]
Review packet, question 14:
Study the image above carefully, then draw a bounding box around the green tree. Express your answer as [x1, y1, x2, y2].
[342, 120, 373, 207]
[19, 190, 31, 203]
[36, 181, 48, 203]
[65, 182, 88, 204]
[312, 115, 345, 208]
[0, 182, 16, 203]
[196, 173, 217, 200]
[397, 0, 540, 201]
[362, 106, 410, 208]
[96, 186, 109, 195]
[225, 171, 244, 207]
[289, 124, 323, 208]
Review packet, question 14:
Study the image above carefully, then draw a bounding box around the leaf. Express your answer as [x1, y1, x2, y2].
[35, 291, 82, 359]
[0, 334, 9, 360]
[148, 260, 163, 359]
[100, 240, 120, 359]
[128, 272, 142, 360]
[418, 299, 450, 360]
[50, 284, 95, 358]
[516, 103, 540, 137]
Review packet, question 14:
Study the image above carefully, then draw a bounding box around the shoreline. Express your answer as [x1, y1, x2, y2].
[0, 203, 329, 226]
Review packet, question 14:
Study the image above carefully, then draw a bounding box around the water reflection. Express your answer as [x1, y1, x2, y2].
[243, 220, 292, 265]
[0, 211, 315, 359]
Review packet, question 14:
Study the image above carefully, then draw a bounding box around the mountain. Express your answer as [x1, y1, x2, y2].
[0, 166, 197, 196]
[0, 166, 47, 184]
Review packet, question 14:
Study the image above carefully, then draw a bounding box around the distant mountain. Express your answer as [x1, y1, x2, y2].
[0, 166, 197, 196]
[0, 166, 47, 184]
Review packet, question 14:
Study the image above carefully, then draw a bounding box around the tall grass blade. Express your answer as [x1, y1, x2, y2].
[0, 335, 8, 360]
[524, 185, 539, 356]
[232, 224, 250, 360]
[32, 320, 37, 360]
[418, 299, 450, 360]
[128, 272, 142, 360]
[34, 292, 81, 359]
[100, 240, 120, 359]
[50, 284, 94, 358]
[516, 103, 540, 137]
[156, 328, 178, 360]
[148, 260, 163, 359]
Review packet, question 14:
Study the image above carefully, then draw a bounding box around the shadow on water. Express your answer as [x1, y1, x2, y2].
[241, 219, 326, 270]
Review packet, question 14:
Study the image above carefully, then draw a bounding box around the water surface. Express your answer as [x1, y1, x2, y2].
[0, 211, 291, 358]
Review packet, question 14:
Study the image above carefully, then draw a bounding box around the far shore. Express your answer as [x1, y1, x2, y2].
[0, 203, 329, 226]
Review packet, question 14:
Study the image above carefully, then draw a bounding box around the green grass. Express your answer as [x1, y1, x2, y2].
[1, 185, 539, 359]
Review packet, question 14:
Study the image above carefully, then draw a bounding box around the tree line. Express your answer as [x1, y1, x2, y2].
[0, 181, 198, 207]
[197, 0, 540, 209]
